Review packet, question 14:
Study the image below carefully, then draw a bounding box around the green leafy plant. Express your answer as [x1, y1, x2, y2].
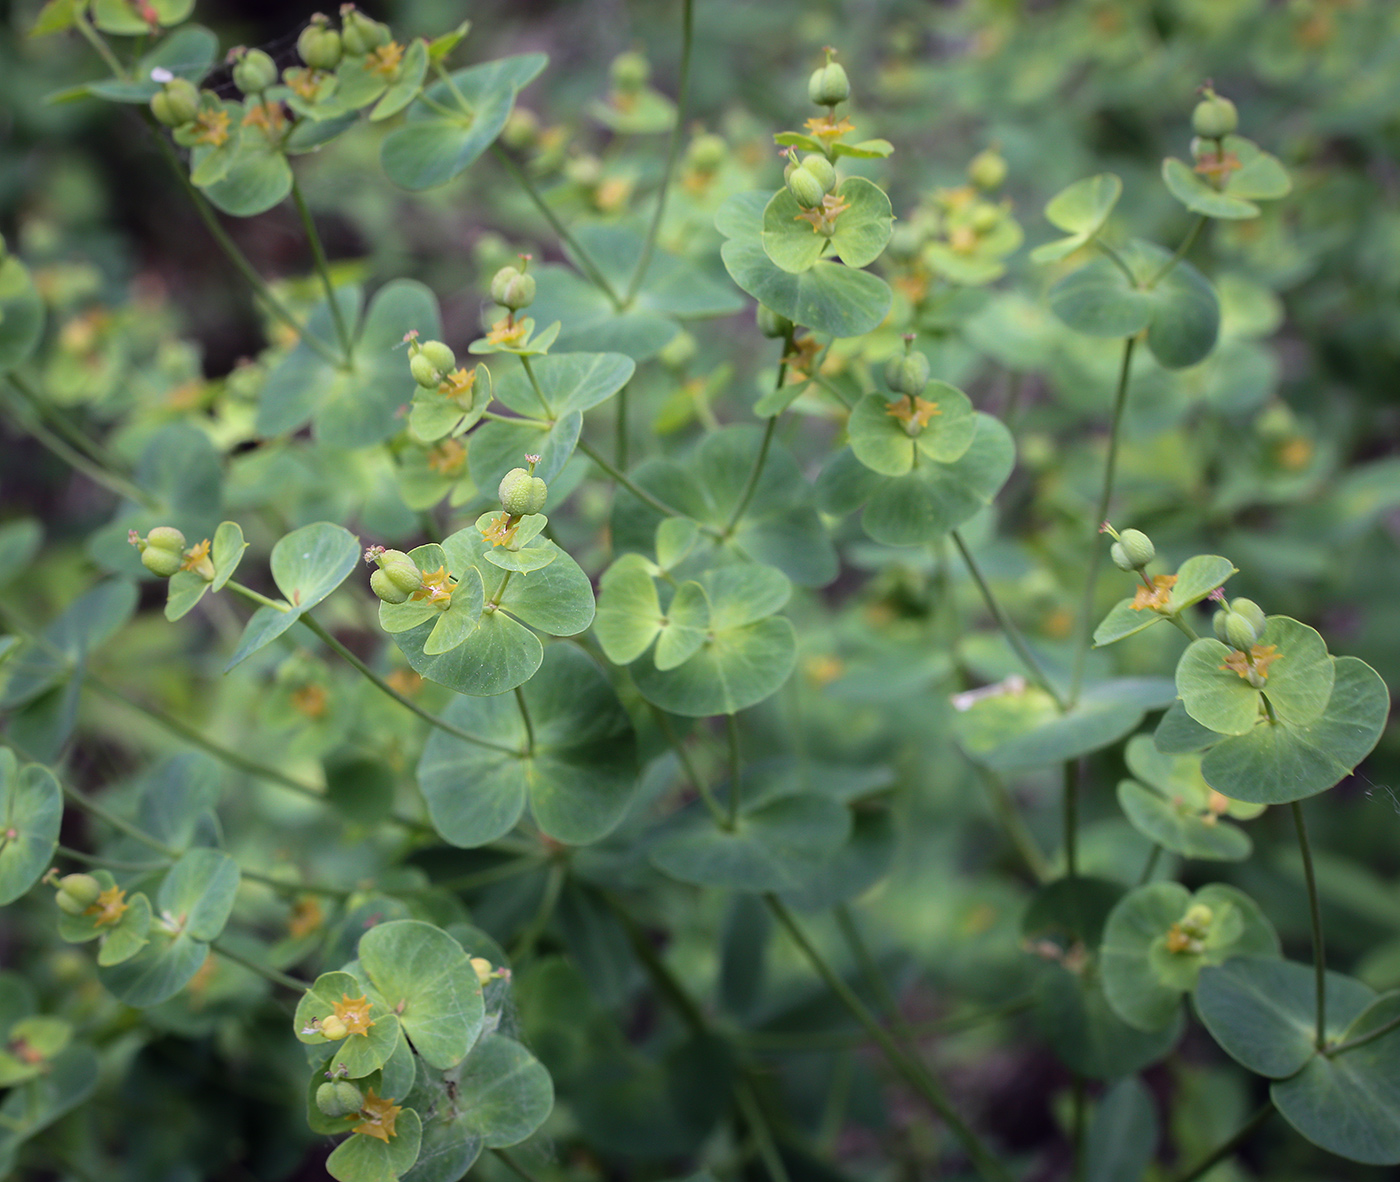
[1, 2, 1398, 1181]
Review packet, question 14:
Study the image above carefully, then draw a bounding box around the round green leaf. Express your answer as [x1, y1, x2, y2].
[650, 791, 852, 891]
[417, 644, 638, 847]
[1101, 883, 1278, 1032]
[201, 139, 293, 217]
[1049, 258, 1153, 338]
[856, 412, 1015, 545]
[327, 1106, 422, 1182]
[273, 521, 362, 613]
[158, 848, 239, 942]
[1033, 966, 1183, 1080]
[0, 259, 45, 374]
[492, 352, 635, 417]
[97, 927, 210, 1008]
[1162, 158, 1259, 220]
[468, 412, 580, 491]
[1254, 617, 1335, 726]
[848, 382, 976, 476]
[718, 192, 891, 338]
[760, 178, 892, 274]
[1143, 252, 1220, 369]
[394, 608, 543, 698]
[453, 1034, 554, 1146]
[1084, 1077, 1157, 1182]
[1176, 638, 1266, 736]
[594, 554, 663, 665]
[632, 615, 797, 717]
[654, 580, 710, 671]
[1046, 173, 1122, 235]
[359, 921, 484, 1070]
[1200, 656, 1389, 805]
[294, 970, 403, 1079]
[1194, 956, 1375, 1078]
[0, 751, 61, 906]
[381, 54, 547, 190]
[760, 189, 827, 273]
[91, 0, 192, 34]
[1117, 781, 1251, 861]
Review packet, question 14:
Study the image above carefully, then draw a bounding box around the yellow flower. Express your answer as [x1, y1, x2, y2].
[241, 101, 287, 136]
[410, 565, 455, 605]
[86, 885, 130, 928]
[180, 538, 215, 579]
[437, 367, 476, 406]
[332, 993, 375, 1037]
[1130, 574, 1177, 613]
[288, 896, 324, 939]
[1220, 644, 1280, 683]
[486, 317, 530, 347]
[793, 191, 852, 236]
[885, 394, 942, 431]
[480, 512, 519, 548]
[191, 108, 231, 148]
[426, 439, 467, 476]
[366, 41, 405, 79]
[352, 1088, 402, 1142]
[803, 113, 855, 143]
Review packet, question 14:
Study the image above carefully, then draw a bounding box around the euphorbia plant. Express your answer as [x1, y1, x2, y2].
[0, 3, 1395, 1181]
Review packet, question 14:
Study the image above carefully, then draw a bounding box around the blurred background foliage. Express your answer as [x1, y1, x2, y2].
[2, 0, 1400, 1180]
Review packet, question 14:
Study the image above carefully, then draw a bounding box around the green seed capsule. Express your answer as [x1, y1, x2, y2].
[232, 48, 278, 95]
[499, 468, 548, 517]
[339, 5, 390, 55]
[787, 167, 826, 209]
[686, 133, 727, 173]
[1192, 90, 1238, 139]
[1229, 598, 1266, 638]
[369, 551, 424, 604]
[56, 873, 102, 915]
[140, 527, 187, 577]
[316, 1080, 365, 1118]
[1224, 611, 1260, 651]
[490, 267, 536, 312]
[808, 60, 850, 107]
[1113, 529, 1155, 571]
[884, 350, 931, 397]
[420, 340, 455, 374]
[1213, 609, 1231, 644]
[410, 353, 441, 388]
[298, 17, 343, 70]
[150, 78, 201, 127]
[968, 146, 1008, 191]
[801, 154, 837, 194]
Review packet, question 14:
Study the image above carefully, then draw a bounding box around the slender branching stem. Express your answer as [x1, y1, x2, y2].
[510, 860, 566, 961]
[576, 439, 709, 528]
[834, 904, 903, 1026]
[1328, 1008, 1400, 1056]
[1093, 239, 1136, 282]
[1138, 843, 1162, 886]
[726, 712, 742, 830]
[298, 614, 521, 755]
[225, 579, 292, 613]
[289, 176, 354, 360]
[237, 866, 354, 898]
[7, 372, 132, 476]
[1170, 1102, 1273, 1182]
[1149, 214, 1207, 286]
[1292, 801, 1327, 1049]
[650, 705, 730, 829]
[490, 146, 623, 309]
[149, 127, 344, 369]
[1068, 336, 1137, 704]
[1168, 614, 1201, 642]
[3, 382, 154, 507]
[210, 939, 307, 991]
[73, 7, 127, 77]
[739, 997, 1034, 1051]
[492, 1149, 546, 1182]
[1063, 760, 1078, 878]
[764, 895, 1014, 1182]
[976, 768, 1051, 883]
[723, 416, 777, 537]
[514, 687, 536, 756]
[732, 1078, 792, 1182]
[951, 530, 1067, 710]
[61, 784, 179, 858]
[57, 845, 169, 873]
[519, 355, 552, 417]
[623, 0, 695, 304]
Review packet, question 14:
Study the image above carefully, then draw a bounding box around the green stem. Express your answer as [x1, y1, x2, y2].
[225, 579, 291, 613]
[72, 6, 127, 78]
[57, 845, 169, 873]
[615, 386, 629, 469]
[650, 705, 730, 830]
[1068, 336, 1137, 705]
[1169, 1102, 1273, 1182]
[723, 415, 778, 537]
[1138, 843, 1162, 885]
[490, 146, 623, 310]
[237, 866, 354, 898]
[726, 712, 742, 830]
[518, 355, 552, 417]
[601, 889, 709, 1034]
[1093, 239, 1136, 283]
[298, 615, 521, 755]
[61, 785, 179, 859]
[834, 904, 902, 1025]
[492, 1149, 546, 1182]
[951, 530, 1068, 711]
[489, 570, 513, 609]
[623, 0, 695, 305]
[7, 372, 132, 476]
[210, 939, 307, 991]
[510, 860, 566, 961]
[976, 768, 1051, 883]
[289, 176, 354, 361]
[149, 127, 344, 369]
[740, 997, 1034, 1052]
[1167, 613, 1201, 642]
[577, 439, 707, 527]
[3, 384, 155, 507]
[764, 896, 1014, 1182]
[1292, 801, 1327, 1050]
[1149, 215, 1207, 286]
[1327, 1008, 1400, 1056]
[732, 1078, 792, 1182]
[418, 856, 546, 895]
[1063, 760, 1078, 878]
[514, 687, 536, 756]
[1070, 1075, 1086, 1182]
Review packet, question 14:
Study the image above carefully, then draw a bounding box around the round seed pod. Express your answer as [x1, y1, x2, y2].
[499, 467, 548, 517]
